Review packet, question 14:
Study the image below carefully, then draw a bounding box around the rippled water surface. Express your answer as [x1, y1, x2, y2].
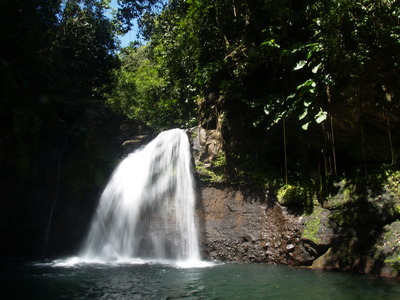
[1, 260, 399, 299]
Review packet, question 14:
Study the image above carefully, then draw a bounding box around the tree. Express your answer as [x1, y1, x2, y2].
[0, 0, 120, 257]
[106, 43, 197, 129]
[53, 0, 119, 102]
[112, 0, 400, 187]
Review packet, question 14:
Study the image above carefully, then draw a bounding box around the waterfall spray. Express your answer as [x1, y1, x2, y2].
[80, 129, 201, 264]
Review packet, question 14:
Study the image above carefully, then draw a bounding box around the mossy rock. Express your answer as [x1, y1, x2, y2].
[325, 180, 354, 209]
[277, 184, 309, 206]
[301, 206, 335, 248]
[196, 160, 225, 183]
[326, 174, 400, 227]
[387, 171, 400, 199]
[374, 221, 400, 272]
[195, 150, 226, 184]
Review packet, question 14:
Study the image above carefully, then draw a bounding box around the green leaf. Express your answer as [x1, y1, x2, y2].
[315, 110, 327, 123]
[296, 79, 315, 90]
[286, 93, 296, 100]
[302, 122, 311, 130]
[293, 60, 307, 71]
[299, 108, 308, 120]
[312, 63, 322, 74]
[261, 39, 280, 48]
[264, 105, 271, 115]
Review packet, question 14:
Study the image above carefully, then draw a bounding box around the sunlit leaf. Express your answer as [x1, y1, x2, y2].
[261, 39, 280, 48]
[296, 79, 315, 90]
[293, 60, 307, 70]
[312, 63, 322, 73]
[302, 122, 311, 130]
[286, 93, 296, 100]
[299, 108, 308, 120]
[315, 110, 327, 123]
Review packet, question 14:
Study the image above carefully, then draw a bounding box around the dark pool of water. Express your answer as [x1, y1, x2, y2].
[1, 260, 399, 299]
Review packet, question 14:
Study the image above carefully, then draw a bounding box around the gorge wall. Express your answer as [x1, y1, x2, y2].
[189, 126, 400, 278]
[3, 117, 398, 280]
[198, 186, 309, 265]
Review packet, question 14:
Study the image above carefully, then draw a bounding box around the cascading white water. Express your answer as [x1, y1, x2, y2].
[80, 128, 200, 264]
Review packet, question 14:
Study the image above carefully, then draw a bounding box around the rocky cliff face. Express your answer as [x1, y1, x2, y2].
[198, 186, 310, 265]
[189, 126, 400, 278]
[196, 185, 340, 267]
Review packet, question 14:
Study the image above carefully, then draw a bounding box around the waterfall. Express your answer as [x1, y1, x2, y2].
[80, 129, 200, 263]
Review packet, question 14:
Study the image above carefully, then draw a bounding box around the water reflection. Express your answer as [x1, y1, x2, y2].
[1, 261, 399, 299]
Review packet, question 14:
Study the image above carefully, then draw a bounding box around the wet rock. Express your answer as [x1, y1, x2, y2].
[311, 247, 340, 270]
[286, 244, 295, 251]
[197, 186, 308, 265]
[195, 180, 337, 267]
[187, 126, 222, 165]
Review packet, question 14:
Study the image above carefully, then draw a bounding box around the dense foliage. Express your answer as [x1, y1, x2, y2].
[1, 0, 119, 172]
[1, 0, 399, 258]
[106, 44, 198, 129]
[0, 0, 120, 257]
[111, 0, 399, 193]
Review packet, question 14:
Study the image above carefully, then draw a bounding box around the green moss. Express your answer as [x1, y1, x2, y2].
[395, 206, 400, 216]
[342, 183, 356, 202]
[190, 131, 198, 140]
[277, 184, 309, 206]
[325, 180, 354, 209]
[214, 151, 226, 168]
[387, 171, 400, 199]
[196, 161, 224, 182]
[329, 211, 347, 227]
[301, 206, 325, 244]
[325, 168, 400, 227]
[372, 221, 400, 270]
[303, 218, 321, 244]
[384, 256, 400, 271]
[195, 151, 226, 183]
